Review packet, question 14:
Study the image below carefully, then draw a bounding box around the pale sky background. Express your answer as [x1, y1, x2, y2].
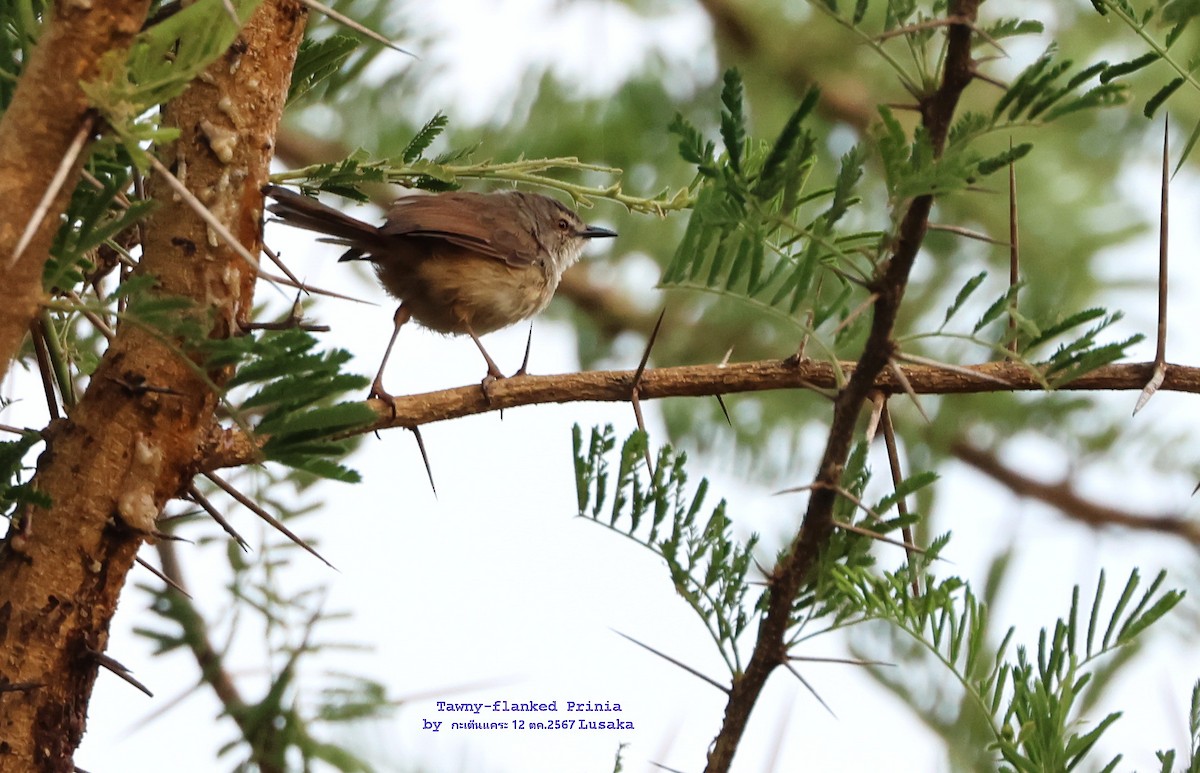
[3, 2, 1199, 772]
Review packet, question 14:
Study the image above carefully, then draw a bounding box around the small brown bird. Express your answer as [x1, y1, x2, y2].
[262, 185, 616, 399]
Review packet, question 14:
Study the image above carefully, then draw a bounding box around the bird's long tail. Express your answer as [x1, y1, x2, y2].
[262, 185, 384, 259]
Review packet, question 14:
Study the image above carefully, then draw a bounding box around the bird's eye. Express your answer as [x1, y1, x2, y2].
[557, 218, 571, 231]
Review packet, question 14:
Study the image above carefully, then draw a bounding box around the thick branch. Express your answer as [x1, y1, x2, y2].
[704, 2, 981, 769]
[0, 1, 151, 384]
[0, 4, 306, 770]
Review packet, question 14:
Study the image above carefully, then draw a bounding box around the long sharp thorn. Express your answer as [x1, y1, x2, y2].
[832, 519, 933, 556]
[260, 242, 307, 291]
[1134, 363, 1167, 416]
[896, 352, 1013, 385]
[135, 556, 192, 599]
[647, 763, 689, 773]
[634, 307, 667, 385]
[411, 426, 437, 497]
[1136, 118, 1171, 416]
[1008, 136, 1020, 356]
[516, 323, 534, 376]
[205, 472, 335, 569]
[10, 114, 95, 266]
[294, 0, 418, 57]
[502, 324, 535, 419]
[784, 662, 836, 718]
[187, 483, 249, 551]
[1157, 116, 1169, 368]
[714, 348, 733, 426]
[92, 650, 153, 697]
[864, 391, 884, 444]
[765, 683, 799, 772]
[715, 394, 732, 427]
[610, 629, 727, 693]
[928, 223, 1008, 245]
[889, 359, 929, 423]
[147, 155, 273, 282]
[631, 391, 654, 476]
[629, 308, 667, 475]
[257, 268, 377, 304]
[881, 401, 921, 595]
[788, 654, 894, 666]
[28, 318, 61, 420]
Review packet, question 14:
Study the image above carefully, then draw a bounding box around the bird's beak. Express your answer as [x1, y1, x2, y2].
[581, 224, 617, 239]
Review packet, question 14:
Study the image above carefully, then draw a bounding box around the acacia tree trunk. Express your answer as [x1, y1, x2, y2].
[0, 3, 306, 770]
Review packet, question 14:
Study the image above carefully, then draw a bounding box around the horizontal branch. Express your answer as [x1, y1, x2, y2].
[198, 358, 1200, 472]
[363, 358, 1200, 427]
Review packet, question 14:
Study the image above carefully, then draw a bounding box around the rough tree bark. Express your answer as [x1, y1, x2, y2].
[0, 2, 306, 770]
[0, 0, 152, 383]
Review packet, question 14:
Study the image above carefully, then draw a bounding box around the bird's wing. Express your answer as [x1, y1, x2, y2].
[380, 192, 542, 267]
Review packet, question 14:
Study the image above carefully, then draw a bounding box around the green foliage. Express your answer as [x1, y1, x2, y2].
[991, 49, 1127, 124]
[846, 567, 1181, 772]
[574, 423, 1186, 771]
[0, 0, 39, 110]
[136, 476, 395, 772]
[1156, 680, 1200, 772]
[46, 152, 155, 293]
[49, 277, 374, 482]
[574, 424, 759, 673]
[663, 70, 877, 353]
[401, 111, 449, 163]
[1085, 0, 1200, 169]
[0, 430, 49, 518]
[288, 34, 360, 106]
[224, 329, 373, 482]
[934, 281, 1144, 386]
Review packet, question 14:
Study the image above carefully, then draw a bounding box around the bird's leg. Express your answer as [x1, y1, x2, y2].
[464, 324, 505, 381]
[462, 322, 506, 401]
[370, 305, 412, 410]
